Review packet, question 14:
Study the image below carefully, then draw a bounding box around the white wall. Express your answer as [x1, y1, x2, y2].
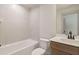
[57, 5, 79, 34]
[40, 5, 56, 39]
[0, 4, 57, 45]
[30, 7, 40, 41]
[0, 5, 30, 45]
[29, 5, 57, 40]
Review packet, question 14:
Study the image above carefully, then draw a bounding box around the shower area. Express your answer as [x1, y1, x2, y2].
[0, 4, 56, 55]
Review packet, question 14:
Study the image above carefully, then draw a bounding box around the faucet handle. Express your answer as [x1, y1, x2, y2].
[0, 44, 1, 47]
[72, 35, 75, 39]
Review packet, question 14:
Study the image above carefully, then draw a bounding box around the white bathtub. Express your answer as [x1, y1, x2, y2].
[0, 39, 38, 55]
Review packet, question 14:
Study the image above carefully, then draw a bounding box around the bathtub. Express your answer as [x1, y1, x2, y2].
[0, 39, 38, 55]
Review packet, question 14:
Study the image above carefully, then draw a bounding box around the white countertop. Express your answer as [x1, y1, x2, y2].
[50, 37, 79, 47]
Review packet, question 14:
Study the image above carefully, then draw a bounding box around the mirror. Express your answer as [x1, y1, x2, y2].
[63, 13, 79, 35]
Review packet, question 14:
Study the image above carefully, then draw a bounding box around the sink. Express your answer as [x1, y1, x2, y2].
[56, 34, 79, 41]
[74, 39, 79, 41]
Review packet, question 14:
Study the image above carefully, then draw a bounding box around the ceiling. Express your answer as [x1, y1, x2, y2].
[56, 4, 72, 10]
[20, 4, 73, 10]
[20, 4, 40, 9]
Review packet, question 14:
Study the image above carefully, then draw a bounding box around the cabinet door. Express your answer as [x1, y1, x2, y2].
[50, 41, 79, 55]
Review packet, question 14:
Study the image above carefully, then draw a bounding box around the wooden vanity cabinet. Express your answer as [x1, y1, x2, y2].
[50, 41, 79, 55]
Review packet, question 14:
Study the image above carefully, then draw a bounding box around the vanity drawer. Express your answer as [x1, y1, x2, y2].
[50, 41, 79, 55]
[51, 47, 71, 55]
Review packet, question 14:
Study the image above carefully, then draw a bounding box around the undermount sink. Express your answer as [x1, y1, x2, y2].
[56, 34, 79, 41]
[60, 37, 79, 41]
[74, 39, 79, 41]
